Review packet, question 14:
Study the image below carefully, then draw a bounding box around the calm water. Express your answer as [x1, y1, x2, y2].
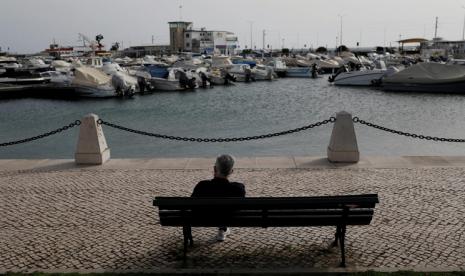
[1, 77, 465, 159]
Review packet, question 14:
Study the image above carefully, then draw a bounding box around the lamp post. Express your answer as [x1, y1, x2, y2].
[338, 14, 345, 46]
[248, 21, 254, 52]
[462, 6, 465, 40]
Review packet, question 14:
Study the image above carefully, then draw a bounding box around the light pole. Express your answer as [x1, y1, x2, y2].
[248, 21, 254, 51]
[462, 6, 465, 40]
[338, 14, 345, 46]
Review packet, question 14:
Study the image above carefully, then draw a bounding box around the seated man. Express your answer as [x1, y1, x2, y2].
[191, 154, 246, 241]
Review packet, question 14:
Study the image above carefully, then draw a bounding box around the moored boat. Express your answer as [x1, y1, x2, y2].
[381, 63, 465, 93]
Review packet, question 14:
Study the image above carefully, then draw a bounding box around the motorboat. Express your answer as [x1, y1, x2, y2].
[148, 68, 197, 91]
[329, 67, 398, 86]
[252, 64, 274, 81]
[267, 59, 287, 77]
[208, 68, 236, 85]
[228, 64, 255, 82]
[381, 62, 465, 93]
[70, 66, 118, 97]
[328, 60, 398, 86]
[0, 57, 21, 69]
[210, 56, 234, 69]
[231, 56, 257, 68]
[0, 68, 50, 85]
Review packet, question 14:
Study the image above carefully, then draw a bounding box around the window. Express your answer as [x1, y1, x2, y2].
[186, 43, 190, 47]
[186, 33, 190, 38]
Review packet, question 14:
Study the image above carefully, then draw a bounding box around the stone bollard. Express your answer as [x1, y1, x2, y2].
[327, 111, 359, 163]
[75, 114, 110, 165]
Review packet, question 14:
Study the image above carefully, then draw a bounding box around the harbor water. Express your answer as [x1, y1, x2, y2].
[1, 77, 465, 159]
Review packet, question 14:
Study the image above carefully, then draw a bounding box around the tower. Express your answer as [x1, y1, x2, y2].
[168, 21, 193, 52]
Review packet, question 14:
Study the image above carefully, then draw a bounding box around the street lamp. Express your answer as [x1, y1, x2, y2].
[248, 21, 254, 51]
[462, 6, 465, 40]
[338, 14, 345, 46]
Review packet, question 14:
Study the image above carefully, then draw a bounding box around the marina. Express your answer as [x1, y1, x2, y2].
[2, 0, 465, 274]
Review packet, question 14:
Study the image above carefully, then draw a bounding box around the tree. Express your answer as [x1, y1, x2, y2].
[315, 47, 327, 54]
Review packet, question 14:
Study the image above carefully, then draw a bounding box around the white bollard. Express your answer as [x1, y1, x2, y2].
[75, 114, 110, 165]
[327, 111, 359, 163]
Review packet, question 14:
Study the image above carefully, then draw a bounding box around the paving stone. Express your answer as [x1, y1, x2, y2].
[0, 166, 464, 271]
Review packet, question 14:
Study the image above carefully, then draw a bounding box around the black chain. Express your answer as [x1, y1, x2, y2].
[0, 120, 81, 147]
[353, 117, 465, 143]
[97, 117, 336, 143]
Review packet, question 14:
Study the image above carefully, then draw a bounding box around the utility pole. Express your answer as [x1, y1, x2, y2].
[338, 14, 345, 46]
[179, 4, 183, 21]
[462, 6, 465, 40]
[434, 16, 438, 39]
[262, 29, 266, 57]
[248, 21, 254, 51]
[152, 35, 154, 45]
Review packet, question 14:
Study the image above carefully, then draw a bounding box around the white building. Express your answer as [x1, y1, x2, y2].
[170, 22, 238, 55]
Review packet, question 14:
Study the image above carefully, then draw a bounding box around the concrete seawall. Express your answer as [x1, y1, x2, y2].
[1, 156, 464, 273]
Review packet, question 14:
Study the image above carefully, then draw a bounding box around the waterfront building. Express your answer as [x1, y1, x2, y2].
[420, 38, 465, 59]
[169, 21, 238, 55]
[120, 44, 170, 58]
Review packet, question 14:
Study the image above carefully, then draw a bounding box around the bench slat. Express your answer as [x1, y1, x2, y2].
[159, 215, 374, 227]
[154, 194, 379, 209]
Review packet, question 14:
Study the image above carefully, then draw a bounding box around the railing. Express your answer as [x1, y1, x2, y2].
[1, 112, 464, 164]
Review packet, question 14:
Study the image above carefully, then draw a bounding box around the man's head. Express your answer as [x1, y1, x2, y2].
[214, 154, 235, 178]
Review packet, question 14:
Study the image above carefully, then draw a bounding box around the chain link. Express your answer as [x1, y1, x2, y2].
[98, 117, 336, 143]
[0, 120, 81, 147]
[353, 117, 465, 143]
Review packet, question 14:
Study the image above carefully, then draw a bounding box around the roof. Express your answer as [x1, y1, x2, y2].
[398, 38, 429, 44]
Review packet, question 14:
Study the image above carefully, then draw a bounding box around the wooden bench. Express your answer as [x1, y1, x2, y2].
[153, 194, 379, 267]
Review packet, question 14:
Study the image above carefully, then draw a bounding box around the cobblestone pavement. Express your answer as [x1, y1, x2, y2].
[1, 166, 465, 272]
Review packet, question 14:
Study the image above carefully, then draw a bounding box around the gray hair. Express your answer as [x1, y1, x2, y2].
[215, 154, 235, 177]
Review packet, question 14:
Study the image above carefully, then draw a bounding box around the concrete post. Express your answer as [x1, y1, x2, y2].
[75, 114, 110, 165]
[327, 111, 359, 163]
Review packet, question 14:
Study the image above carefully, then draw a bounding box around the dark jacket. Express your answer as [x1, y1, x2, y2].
[191, 177, 246, 197]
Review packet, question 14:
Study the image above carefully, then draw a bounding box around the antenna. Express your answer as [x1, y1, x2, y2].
[179, 3, 183, 21]
[434, 16, 438, 39]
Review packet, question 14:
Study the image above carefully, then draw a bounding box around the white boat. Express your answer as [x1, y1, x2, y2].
[252, 64, 274, 80]
[329, 69, 393, 86]
[329, 61, 398, 86]
[208, 68, 236, 85]
[71, 66, 118, 97]
[228, 64, 254, 82]
[149, 68, 196, 91]
[267, 59, 287, 77]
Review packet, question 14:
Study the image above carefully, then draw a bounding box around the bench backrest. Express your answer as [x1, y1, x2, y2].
[154, 194, 379, 228]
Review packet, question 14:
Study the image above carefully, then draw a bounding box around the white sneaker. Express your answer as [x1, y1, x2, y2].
[216, 228, 231, 241]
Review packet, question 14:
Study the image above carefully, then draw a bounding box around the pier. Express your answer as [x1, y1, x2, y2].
[1, 157, 465, 273]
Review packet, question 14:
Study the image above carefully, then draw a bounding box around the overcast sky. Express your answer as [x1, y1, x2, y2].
[2, 0, 465, 53]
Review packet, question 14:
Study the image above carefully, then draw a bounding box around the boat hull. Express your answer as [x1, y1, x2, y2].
[286, 67, 311, 78]
[150, 78, 184, 91]
[333, 71, 386, 86]
[382, 81, 465, 93]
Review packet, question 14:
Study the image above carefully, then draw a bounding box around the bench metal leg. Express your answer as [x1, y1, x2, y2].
[182, 226, 193, 259]
[332, 225, 341, 247]
[338, 225, 347, 267]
